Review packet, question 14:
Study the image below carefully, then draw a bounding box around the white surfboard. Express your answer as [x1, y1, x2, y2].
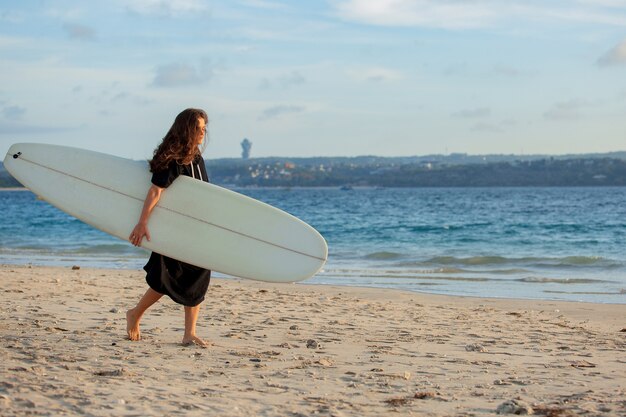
[3, 143, 328, 282]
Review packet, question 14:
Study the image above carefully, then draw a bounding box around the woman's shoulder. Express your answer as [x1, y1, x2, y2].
[151, 160, 177, 172]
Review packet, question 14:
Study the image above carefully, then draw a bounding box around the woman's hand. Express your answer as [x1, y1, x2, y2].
[129, 222, 151, 247]
[129, 184, 164, 247]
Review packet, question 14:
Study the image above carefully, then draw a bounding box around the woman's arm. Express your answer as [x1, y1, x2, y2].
[129, 184, 164, 247]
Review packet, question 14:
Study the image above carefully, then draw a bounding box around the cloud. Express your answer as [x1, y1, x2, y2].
[443, 63, 468, 76]
[346, 67, 403, 83]
[452, 107, 491, 119]
[578, 0, 626, 6]
[240, 0, 287, 10]
[259, 105, 305, 121]
[279, 71, 306, 88]
[471, 122, 501, 133]
[124, 0, 208, 16]
[260, 70, 306, 90]
[332, 0, 626, 29]
[492, 65, 526, 77]
[333, 0, 498, 29]
[2, 105, 26, 120]
[0, 10, 25, 23]
[63, 23, 96, 41]
[543, 99, 588, 121]
[0, 124, 74, 135]
[152, 64, 204, 87]
[597, 39, 626, 66]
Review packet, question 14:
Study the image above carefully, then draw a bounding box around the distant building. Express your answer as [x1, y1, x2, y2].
[241, 138, 252, 159]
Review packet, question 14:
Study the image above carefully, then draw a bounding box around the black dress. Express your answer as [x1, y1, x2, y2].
[143, 155, 211, 307]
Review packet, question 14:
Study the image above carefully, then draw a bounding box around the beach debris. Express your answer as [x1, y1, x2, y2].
[532, 405, 576, 417]
[619, 328, 625, 332]
[93, 368, 133, 377]
[384, 391, 446, 406]
[109, 307, 119, 313]
[569, 360, 596, 369]
[465, 343, 488, 352]
[496, 399, 534, 415]
[71, 265, 80, 270]
[51, 326, 70, 332]
[315, 358, 334, 367]
[306, 339, 320, 349]
[414, 391, 437, 399]
[494, 377, 532, 386]
[384, 397, 412, 407]
[289, 325, 300, 331]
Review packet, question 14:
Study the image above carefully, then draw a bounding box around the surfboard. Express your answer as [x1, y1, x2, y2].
[3, 143, 328, 282]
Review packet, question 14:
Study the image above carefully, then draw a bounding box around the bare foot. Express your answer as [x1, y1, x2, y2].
[126, 309, 141, 341]
[182, 335, 210, 347]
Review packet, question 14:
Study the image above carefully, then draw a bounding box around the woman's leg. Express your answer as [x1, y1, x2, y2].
[182, 304, 209, 346]
[126, 288, 163, 341]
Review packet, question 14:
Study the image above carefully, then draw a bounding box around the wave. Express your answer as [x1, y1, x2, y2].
[319, 269, 494, 282]
[71, 244, 145, 255]
[427, 256, 525, 266]
[318, 267, 622, 287]
[364, 251, 405, 260]
[544, 289, 626, 295]
[517, 277, 617, 284]
[554, 256, 607, 266]
[393, 261, 529, 275]
[1, 244, 146, 257]
[421, 255, 621, 268]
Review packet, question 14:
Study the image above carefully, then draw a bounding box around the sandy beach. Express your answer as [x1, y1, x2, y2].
[1, 264, 624, 416]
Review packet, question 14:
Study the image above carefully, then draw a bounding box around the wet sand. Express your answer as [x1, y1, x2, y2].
[1, 264, 624, 416]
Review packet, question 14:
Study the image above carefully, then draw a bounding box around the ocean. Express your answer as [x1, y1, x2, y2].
[1, 187, 625, 304]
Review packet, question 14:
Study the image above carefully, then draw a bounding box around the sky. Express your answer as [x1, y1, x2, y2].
[1, 0, 625, 160]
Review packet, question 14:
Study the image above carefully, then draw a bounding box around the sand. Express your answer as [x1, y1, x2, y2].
[1, 264, 624, 416]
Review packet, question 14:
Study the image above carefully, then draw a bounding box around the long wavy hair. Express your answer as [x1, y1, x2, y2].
[149, 108, 208, 172]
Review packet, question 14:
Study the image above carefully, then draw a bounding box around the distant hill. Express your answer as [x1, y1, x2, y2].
[2, 151, 626, 188]
[207, 155, 626, 187]
[207, 151, 626, 167]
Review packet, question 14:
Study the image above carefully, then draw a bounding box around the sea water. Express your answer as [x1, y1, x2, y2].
[1, 187, 625, 304]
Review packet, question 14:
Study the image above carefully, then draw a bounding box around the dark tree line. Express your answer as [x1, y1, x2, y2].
[208, 158, 626, 187]
[2, 157, 626, 188]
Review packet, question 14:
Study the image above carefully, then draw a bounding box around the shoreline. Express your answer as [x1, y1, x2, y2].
[2, 264, 624, 416]
[2, 261, 626, 307]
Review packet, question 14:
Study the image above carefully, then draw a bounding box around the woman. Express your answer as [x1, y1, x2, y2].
[126, 108, 211, 347]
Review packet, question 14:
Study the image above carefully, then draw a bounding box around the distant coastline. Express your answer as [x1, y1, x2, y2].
[2, 152, 626, 188]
